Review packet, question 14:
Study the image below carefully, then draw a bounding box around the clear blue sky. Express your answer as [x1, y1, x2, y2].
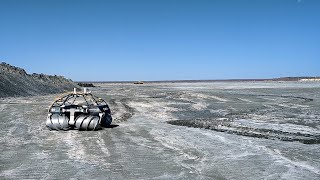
[0, 0, 319, 81]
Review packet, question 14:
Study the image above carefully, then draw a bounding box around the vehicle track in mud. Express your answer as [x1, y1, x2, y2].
[167, 119, 320, 144]
[108, 98, 135, 122]
[164, 92, 320, 144]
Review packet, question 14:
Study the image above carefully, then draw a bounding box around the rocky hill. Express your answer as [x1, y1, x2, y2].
[0, 62, 78, 98]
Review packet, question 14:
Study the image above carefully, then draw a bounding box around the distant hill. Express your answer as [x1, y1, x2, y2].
[79, 77, 320, 84]
[0, 62, 78, 98]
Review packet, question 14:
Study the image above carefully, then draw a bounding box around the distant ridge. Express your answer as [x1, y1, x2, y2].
[78, 77, 320, 84]
[0, 62, 78, 98]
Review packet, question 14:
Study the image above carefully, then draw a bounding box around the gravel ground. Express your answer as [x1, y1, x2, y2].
[0, 82, 320, 179]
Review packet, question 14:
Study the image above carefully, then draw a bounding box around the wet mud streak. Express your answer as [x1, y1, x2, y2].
[109, 98, 135, 122]
[120, 98, 135, 121]
[167, 119, 320, 144]
[167, 93, 320, 144]
[244, 94, 314, 103]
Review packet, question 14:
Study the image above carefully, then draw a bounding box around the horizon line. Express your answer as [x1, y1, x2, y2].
[76, 76, 320, 83]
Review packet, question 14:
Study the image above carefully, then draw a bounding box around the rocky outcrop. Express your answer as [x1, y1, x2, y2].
[0, 62, 78, 98]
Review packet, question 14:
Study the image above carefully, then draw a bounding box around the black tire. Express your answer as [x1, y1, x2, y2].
[75, 115, 100, 131]
[46, 114, 70, 131]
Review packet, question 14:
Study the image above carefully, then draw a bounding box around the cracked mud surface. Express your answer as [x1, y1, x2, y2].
[1, 82, 320, 179]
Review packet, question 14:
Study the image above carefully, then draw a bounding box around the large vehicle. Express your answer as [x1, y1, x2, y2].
[46, 88, 112, 131]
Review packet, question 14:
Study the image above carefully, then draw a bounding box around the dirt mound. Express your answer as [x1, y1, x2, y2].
[0, 62, 78, 98]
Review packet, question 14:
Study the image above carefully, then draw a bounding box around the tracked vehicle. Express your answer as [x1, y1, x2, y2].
[46, 88, 112, 131]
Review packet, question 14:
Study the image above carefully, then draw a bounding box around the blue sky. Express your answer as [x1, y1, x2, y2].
[0, 0, 319, 81]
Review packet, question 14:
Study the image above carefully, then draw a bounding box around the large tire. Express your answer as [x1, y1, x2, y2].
[46, 114, 70, 130]
[75, 115, 100, 131]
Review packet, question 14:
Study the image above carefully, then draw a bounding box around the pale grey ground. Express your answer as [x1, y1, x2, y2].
[0, 82, 320, 179]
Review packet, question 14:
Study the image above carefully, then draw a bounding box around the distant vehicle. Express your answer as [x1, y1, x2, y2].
[134, 81, 144, 84]
[77, 82, 95, 87]
[46, 88, 112, 131]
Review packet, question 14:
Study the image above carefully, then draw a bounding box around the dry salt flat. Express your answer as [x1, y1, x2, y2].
[1, 82, 320, 179]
